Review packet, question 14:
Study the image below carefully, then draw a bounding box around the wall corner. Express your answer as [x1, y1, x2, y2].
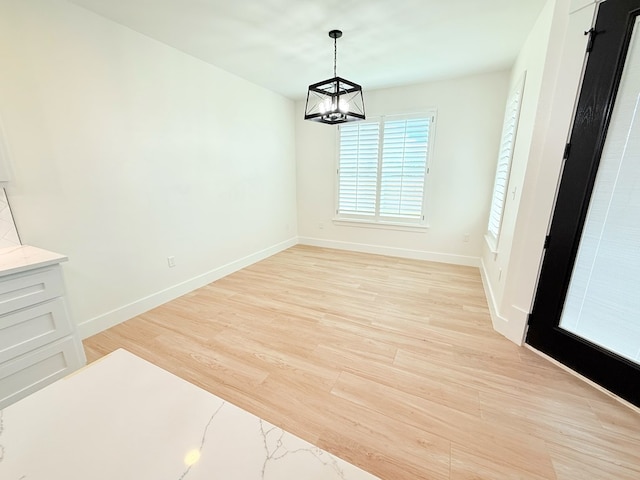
[480, 256, 528, 345]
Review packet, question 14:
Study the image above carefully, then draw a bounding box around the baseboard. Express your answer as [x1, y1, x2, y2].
[297, 237, 480, 267]
[479, 256, 527, 345]
[77, 237, 297, 339]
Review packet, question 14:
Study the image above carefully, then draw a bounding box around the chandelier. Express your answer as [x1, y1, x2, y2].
[304, 30, 365, 125]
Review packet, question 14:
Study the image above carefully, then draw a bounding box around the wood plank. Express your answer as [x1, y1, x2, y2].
[84, 245, 640, 479]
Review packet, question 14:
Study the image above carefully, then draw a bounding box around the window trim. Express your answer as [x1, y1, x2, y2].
[332, 217, 429, 232]
[486, 73, 526, 252]
[333, 111, 437, 228]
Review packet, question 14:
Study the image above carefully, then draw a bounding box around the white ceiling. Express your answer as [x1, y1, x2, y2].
[69, 0, 547, 99]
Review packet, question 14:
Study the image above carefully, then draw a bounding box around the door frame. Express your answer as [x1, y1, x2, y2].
[526, 0, 640, 407]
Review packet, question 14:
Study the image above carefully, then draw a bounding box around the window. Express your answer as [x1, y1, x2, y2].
[337, 113, 435, 226]
[486, 74, 526, 249]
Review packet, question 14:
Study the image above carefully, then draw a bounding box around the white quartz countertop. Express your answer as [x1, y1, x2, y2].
[0, 349, 380, 480]
[0, 245, 67, 276]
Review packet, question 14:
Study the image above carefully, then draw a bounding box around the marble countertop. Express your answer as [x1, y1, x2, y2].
[0, 349, 379, 480]
[0, 245, 67, 276]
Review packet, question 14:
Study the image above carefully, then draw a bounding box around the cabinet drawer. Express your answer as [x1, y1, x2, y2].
[0, 298, 73, 364]
[0, 336, 85, 409]
[0, 266, 64, 315]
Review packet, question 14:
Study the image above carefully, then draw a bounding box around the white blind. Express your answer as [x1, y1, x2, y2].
[487, 75, 525, 242]
[337, 113, 434, 224]
[338, 122, 379, 215]
[380, 118, 430, 218]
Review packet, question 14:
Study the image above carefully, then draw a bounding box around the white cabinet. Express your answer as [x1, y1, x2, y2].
[0, 247, 86, 409]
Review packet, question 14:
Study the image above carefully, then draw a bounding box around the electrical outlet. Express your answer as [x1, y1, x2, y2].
[318, 222, 324, 230]
[463, 233, 470, 243]
[167, 256, 176, 268]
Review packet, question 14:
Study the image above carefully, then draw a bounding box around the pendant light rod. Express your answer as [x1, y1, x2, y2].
[329, 29, 342, 78]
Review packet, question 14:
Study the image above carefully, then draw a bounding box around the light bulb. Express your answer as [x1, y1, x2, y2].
[319, 98, 332, 114]
[338, 99, 349, 113]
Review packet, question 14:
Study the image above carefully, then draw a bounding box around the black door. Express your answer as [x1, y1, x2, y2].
[526, 0, 640, 407]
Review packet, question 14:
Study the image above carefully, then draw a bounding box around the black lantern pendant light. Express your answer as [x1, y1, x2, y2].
[304, 30, 365, 124]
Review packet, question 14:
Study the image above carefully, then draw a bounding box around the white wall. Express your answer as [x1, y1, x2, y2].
[0, 0, 298, 338]
[480, 0, 598, 344]
[296, 71, 510, 266]
[0, 189, 20, 248]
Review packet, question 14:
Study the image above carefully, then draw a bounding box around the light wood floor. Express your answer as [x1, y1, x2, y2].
[83, 245, 640, 479]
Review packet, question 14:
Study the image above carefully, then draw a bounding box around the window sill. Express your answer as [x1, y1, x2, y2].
[333, 218, 429, 233]
[484, 234, 499, 254]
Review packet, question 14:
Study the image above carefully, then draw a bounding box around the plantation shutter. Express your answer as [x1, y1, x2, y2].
[379, 117, 430, 218]
[487, 75, 525, 243]
[338, 122, 380, 215]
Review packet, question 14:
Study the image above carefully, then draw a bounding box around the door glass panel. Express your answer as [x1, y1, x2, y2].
[560, 16, 640, 365]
